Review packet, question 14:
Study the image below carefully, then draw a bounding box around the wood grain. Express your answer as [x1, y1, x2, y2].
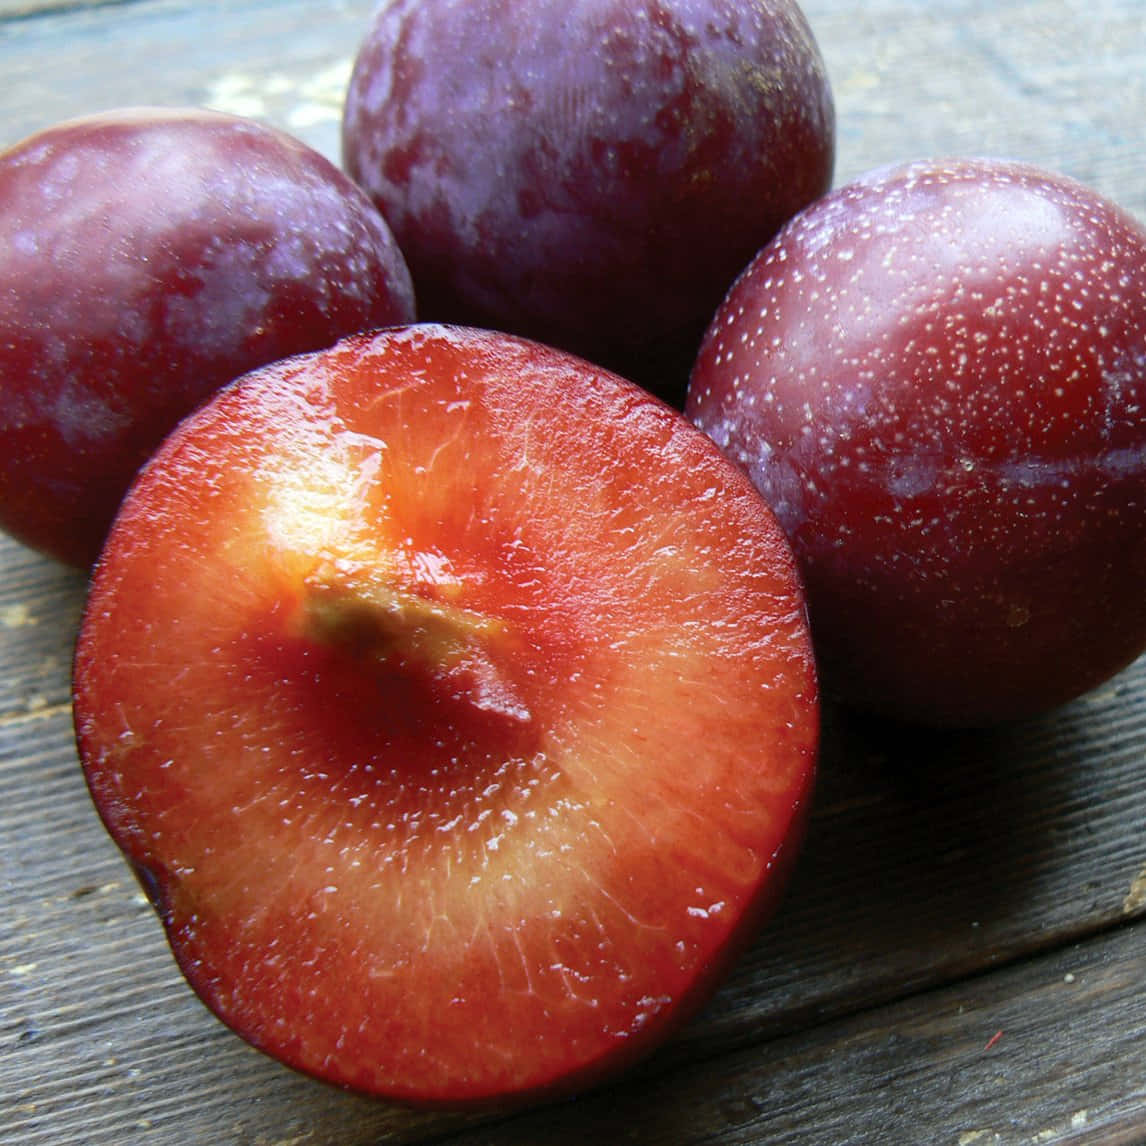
[0, 0, 375, 166]
[0, 1, 141, 18]
[441, 922, 1146, 1146]
[1, 1, 1145, 1143]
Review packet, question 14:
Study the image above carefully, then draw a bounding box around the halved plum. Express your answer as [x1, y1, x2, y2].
[73, 325, 818, 1107]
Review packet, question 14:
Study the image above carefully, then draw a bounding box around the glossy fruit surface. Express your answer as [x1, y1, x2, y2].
[0, 107, 416, 567]
[688, 157, 1146, 726]
[73, 325, 818, 1106]
[342, 0, 834, 399]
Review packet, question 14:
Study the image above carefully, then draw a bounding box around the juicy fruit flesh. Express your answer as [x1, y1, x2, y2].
[74, 326, 818, 1103]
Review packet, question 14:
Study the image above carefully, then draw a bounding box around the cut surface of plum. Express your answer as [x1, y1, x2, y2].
[73, 325, 818, 1106]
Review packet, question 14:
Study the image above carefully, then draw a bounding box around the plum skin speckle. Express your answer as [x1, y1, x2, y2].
[688, 157, 1146, 727]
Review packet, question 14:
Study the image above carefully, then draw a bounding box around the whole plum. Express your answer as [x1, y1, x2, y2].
[342, 0, 834, 400]
[0, 108, 416, 567]
[688, 157, 1146, 727]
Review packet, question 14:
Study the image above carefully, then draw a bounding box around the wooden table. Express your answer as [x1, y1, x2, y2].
[2, 1, 1144, 1142]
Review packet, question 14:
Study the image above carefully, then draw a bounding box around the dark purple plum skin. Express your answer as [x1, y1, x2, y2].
[0, 108, 416, 568]
[687, 158, 1146, 727]
[342, 0, 834, 400]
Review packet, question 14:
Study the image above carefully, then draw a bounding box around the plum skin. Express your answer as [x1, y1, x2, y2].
[342, 0, 834, 399]
[688, 157, 1146, 727]
[0, 107, 416, 568]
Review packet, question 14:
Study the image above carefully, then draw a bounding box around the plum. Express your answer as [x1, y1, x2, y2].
[342, 0, 834, 400]
[74, 324, 818, 1105]
[0, 107, 416, 567]
[687, 157, 1146, 726]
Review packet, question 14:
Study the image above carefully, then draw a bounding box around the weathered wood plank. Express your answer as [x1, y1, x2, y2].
[0, 542, 85, 722]
[0, 0, 378, 164]
[0, 1, 141, 18]
[439, 920, 1146, 1146]
[815, 0, 1146, 219]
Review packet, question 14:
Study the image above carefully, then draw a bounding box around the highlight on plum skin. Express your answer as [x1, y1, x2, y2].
[72, 324, 819, 1108]
[687, 157, 1146, 727]
[342, 0, 835, 400]
[0, 107, 416, 568]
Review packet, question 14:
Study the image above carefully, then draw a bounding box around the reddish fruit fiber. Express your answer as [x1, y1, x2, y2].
[73, 325, 818, 1106]
[0, 107, 415, 567]
[688, 157, 1146, 726]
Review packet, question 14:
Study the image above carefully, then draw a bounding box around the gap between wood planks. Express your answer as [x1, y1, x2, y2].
[422, 913, 1146, 1146]
[0, 0, 147, 23]
[708, 904, 1145, 1072]
[631, 912, 1145, 1138]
